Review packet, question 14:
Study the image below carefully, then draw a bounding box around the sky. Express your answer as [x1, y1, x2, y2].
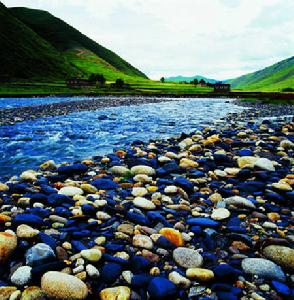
[2, 0, 294, 79]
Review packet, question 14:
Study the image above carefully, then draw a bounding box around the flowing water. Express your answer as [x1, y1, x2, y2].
[0, 97, 243, 180]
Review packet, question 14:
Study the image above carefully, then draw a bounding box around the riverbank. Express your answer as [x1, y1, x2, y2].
[1, 95, 294, 127]
[0, 105, 293, 299]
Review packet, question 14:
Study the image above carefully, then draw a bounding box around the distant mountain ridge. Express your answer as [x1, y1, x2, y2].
[0, 1, 147, 81]
[165, 75, 218, 83]
[228, 56, 294, 91]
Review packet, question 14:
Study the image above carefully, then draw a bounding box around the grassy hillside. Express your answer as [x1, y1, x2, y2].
[228, 56, 294, 91]
[10, 7, 147, 80]
[0, 2, 77, 80]
[166, 75, 217, 83]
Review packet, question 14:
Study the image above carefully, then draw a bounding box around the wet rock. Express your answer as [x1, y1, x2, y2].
[132, 187, 148, 197]
[133, 235, 153, 249]
[133, 197, 155, 210]
[186, 268, 214, 281]
[21, 286, 46, 300]
[254, 158, 275, 171]
[81, 249, 102, 262]
[100, 286, 131, 300]
[147, 277, 177, 299]
[0, 287, 17, 300]
[10, 266, 32, 286]
[41, 271, 88, 299]
[211, 208, 230, 220]
[16, 225, 39, 239]
[168, 271, 190, 288]
[58, 186, 84, 196]
[0, 232, 17, 263]
[110, 166, 130, 176]
[241, 258, 286, 282]
[26, 243, 55, 266]
[131, 166, 155, 176]
[173, 247, 203, 268]
[263, 245, 294, 271]
[159, 228, 184, 247]
[224, 196, 256, 209]
[92, 179, 119, 190]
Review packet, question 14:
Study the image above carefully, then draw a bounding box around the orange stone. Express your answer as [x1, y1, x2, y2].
[267, 212, 280, 222]
[116, 150, 126, 158]
[159, 228, 184, 247]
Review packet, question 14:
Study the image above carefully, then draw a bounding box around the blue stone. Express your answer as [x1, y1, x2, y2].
[190, 226, 202, 234]
[38, 232, 57, 250]
[187, 217, 219, 227]
[238, 149, 253, 156]
[101, 263, 122, 284]
[127, 211, 149, 225]
[57, 163, 88, 175]
[102, 254, 129, 265]
[48, 194, 74, 207]
[271, 280, 291, 296]
[214, 264, 242, 281]
[132, 256, 153, 273]
[147, 277, 177, 299]
[91, 179, 119, 190]
[216, 291, 238, 300]
[71, 240, 87, 251]
[40, 184, 57, 195]
[26, 243, 55, 266]
[174, 176, 194, 192]
[131, 274, 153, 288]
[155, 236, 177, 250]
[30, 193, 48, 203]
[238, 181, 265, 193]
[13, 214, 44, 227]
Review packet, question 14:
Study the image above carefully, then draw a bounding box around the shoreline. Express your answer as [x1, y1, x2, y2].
[0, 105, 293, 299]
[1, 94, 294, 127]
[0, 90, 294, 100]
[0, 96, 232, 127]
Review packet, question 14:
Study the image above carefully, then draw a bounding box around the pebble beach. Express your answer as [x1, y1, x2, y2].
[0, 101, 293, 300]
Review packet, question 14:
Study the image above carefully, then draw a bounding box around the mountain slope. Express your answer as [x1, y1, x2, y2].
[166, 75, 217, 83]
[0, 2, 77, 80]
[228, 56, 294, 91]
[10, 7, 147, 80]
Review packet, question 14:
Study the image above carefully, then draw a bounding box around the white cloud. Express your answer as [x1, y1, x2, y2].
[2, 0, 294, 79]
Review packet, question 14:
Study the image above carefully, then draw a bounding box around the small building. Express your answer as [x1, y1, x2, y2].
[67, 77, 92, 88]
[214, 83, 231, 93]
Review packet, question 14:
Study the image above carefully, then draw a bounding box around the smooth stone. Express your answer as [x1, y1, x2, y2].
[173, 247, 203, 269]
[86, 264, 100, 278]
[186, 268, 214, 281]
[100, 286, 131, 300]
[254, 158, 275, 171]
[133, 235, 153, 249]
[92, 179, 119, 190]
[20, 286, 46, 300]
[164, 185, 178, 193]
[20, 170, 38, 181]
[224, 196, 256, 209]
[101, 263, 122, 284]
[132, 187, 148, 197]
[110, 166, 130, 176]
[0, 287, 17, 300]
[214, 264, 241, 281]
[147, 277, 177, 299]
[179, 158, 198, 169]
[81, 249, 102, 262]
[130, 165, 155, 176]
[241, 258, 286, 282]
[211, 208, 230, 221]
[16, 225, 39, 238]
[0, 183, 9, 191]
[25, 243, 55, 266]
[10, 266, 32, 286]
[168, 271, 190, 288]
[41, 271, 88, 299]
[272, 182, 292, 191]
[271, 280, 291, 296]
[0, 232, 17, 263]
[159, 228, 184, 247]
[237, 156, 257, 168]
[263, 245, 294, 271]
[186, 217, 219, 227]
[133, 197, 155, 210]
[80, 184, 97, 194]
[58, 186, 84, 197]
